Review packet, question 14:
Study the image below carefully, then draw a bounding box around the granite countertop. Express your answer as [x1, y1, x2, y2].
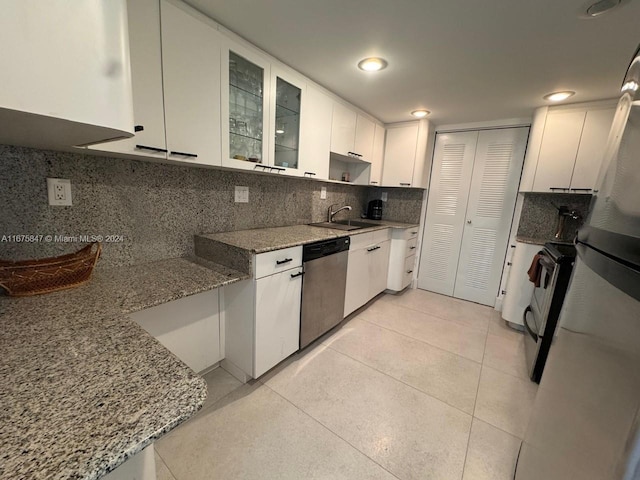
[199, 220, 419, 254]
[0, 257, 247, 480]
[515, 235, 575, 246]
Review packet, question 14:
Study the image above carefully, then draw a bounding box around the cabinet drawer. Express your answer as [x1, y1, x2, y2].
[349, 232, 374, 251]
[406, 237, 418, 257]
[403, 255, 416, 287]
[373, 228, 391, 243]
[394, 226, 419, 241]
[255, 246, 303, 279]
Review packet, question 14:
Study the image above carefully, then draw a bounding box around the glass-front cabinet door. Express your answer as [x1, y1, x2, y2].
[221, 43, 270, 171]
[273, 77, 301, 170]
[269, 67, 306, 175]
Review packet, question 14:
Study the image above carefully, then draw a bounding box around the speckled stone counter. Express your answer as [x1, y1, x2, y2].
[195, 221, 419, 273]
[0, 257, 247, 480]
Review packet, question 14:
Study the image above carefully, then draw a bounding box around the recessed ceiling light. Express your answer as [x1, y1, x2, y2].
[411, 109, 430, 118]
[357, 57, 388, 72]
[543, 91, 575, 102]
[585, 0, 621, 16]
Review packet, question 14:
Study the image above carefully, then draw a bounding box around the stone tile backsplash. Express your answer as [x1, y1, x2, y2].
[0, 145, 423, 266]
[517, 192, 592, 242]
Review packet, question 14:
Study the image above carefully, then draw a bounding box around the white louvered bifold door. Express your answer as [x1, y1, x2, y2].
[453, 127, 529, 305]
[417, 131, 478, 295]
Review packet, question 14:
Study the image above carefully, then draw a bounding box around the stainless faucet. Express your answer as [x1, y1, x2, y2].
[327, 204, 352, 222]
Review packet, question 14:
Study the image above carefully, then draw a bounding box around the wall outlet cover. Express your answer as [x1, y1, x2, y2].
[47, 178, 72, 206]
[320, 187, 327, 200]
[235, 186, 249, 203]
[381, 192, 388, 202]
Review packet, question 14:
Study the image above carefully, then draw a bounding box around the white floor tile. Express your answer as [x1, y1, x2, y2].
[266, 345, 472, 480]
[325, 317, 481, 414]
[483, 333, 529, 380]
[462, 418, 521, 480]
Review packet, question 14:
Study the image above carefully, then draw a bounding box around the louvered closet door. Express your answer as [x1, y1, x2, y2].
[453, 127, 529, 305]
[417, 131, 478, 295]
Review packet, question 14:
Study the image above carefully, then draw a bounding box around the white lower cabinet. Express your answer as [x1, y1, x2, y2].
[501, 241, 544, 327]
[344, 229, 391, 317]
[387, 227, 419, 292]
[130, 289, 221, 373]
[223, 246, 303, 380]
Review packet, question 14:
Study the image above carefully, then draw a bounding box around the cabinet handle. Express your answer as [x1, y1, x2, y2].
[170, 150, 198, 158]
[347, 151, 362, 158]
[510, 244, 516, 248]
[370, 181, 378, 184]
[570, 188, 592, 192]
[409, 246, 416, 250]
[466, 220, 472, 224]
[269, 166, 285, 173]
[134, 125, 144, 132]
[406, 270, 413, 274]
[290, 271, 304, 279]
[135, 144, 167, 153]
[411, 231, 418, 235]
[507, 262, 512, 266]
[367, 246, 380, 252]
[303, 171, 316, 177]
[400, 182, 411, 186]
[501, 290, 507, 295]
[276, 258, 293, 265]
[549, 187, 569, 191]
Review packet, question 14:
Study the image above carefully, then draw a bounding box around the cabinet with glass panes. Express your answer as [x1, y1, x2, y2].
[273, 77, 301, 170]
[229, 51, 264, 163]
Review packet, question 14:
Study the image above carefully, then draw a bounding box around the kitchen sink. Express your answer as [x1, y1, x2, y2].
[309, 220, 379, 231]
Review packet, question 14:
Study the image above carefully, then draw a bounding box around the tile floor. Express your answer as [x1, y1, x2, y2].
[155, 288, 538, 480]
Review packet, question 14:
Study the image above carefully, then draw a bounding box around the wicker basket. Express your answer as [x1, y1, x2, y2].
[0, 243, 102, 296]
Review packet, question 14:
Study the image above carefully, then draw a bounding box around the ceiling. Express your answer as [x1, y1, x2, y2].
[185, 0, 640, 125]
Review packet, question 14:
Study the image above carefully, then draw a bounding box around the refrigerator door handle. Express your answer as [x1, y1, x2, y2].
[523, 306, 539, 342]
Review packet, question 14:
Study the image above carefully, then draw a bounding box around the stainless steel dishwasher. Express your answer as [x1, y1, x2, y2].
[300, 237, 350, 349]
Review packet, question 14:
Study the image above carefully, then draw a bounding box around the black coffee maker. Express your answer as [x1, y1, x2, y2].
[367, 199, 383, 220]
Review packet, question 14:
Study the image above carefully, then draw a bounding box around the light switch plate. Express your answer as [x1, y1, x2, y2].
[47, 178, 72, 206]
[235, 186, 249, 203]
[320, 187, 327, 200]
[381, 192, 388, 202]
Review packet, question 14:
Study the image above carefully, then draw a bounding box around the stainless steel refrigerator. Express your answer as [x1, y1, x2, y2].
[515, 45, 640, 480]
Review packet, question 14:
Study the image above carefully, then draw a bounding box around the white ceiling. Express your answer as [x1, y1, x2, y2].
[185, 0, 640, 125]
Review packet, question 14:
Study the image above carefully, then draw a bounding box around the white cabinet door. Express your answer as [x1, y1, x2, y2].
[161, 0, 221, 166]
[90, 0, 166, 159]
[344, 247, 370, 317]
[131, 289, 221, 373]
[369, 240, 390, 297]
[354, 115, 375, 162]
[370, 124, 385, 185]
[453, 127, 529, 306]
[382, 123, 419, 187]
[531, 110, 586, 192]
[569, 107, 616, 192]
[418, 131, 478, 295]
[299, 85, 332, 179]
[501, 242, 543, 326]
[254, 268, 302, 377]
[330, 102, 357, 156]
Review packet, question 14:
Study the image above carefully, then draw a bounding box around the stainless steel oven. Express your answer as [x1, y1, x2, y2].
[524, 242, 576, 383]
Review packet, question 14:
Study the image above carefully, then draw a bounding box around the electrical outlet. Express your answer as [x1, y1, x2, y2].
[381, 192, 388, 202]
[47, 178, 72, 206]
[234, 186, 249, 203]
[320, 187, 327, 200]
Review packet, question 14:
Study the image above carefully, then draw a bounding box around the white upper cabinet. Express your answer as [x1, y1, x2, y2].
[330, 103, 377, 162]
[330, 103, 358, 158]
[299, 85, 332, 180]
[0, 0, 134, 149]
[90, 0, 167, 160]
[221, 41, 271, 172]
[522, 101, 616, 193]
[382, 120, 432, 188]
[161, 0, 222, 166]
[269, 66, 306, 175]
[369, 124, 386, 185]
[354, 115, 376, 162]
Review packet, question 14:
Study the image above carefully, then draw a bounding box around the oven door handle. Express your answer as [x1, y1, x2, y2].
[523, 306, 539, 342]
